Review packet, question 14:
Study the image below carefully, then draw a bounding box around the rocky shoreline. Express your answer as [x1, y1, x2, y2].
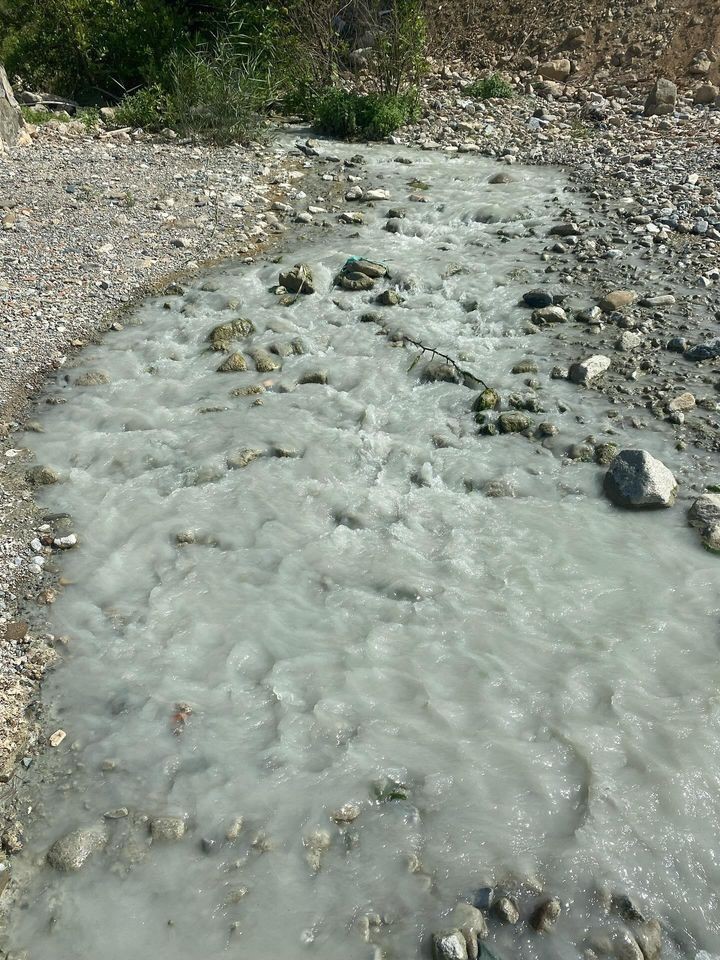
[0, 66, 719, 943]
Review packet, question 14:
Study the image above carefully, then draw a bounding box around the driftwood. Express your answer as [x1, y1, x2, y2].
[359, 310, 491, 391]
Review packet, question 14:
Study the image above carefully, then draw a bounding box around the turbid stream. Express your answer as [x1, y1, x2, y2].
[9, 139, 720, 960]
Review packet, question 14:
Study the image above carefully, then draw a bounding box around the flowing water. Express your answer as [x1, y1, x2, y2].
[9, 139, 720, 960]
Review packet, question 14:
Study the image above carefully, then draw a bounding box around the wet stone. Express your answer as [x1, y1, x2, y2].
[604, 450, 678, 509]
[208, 318, 256, 352]
[227, 449, 264, 469]
[531, 896, 561, 933]
[433, 930, 468, 960]
[48, 827, 107, 871]
[251, 350, 280, 373]
[217, 352, 247, 373]
[497, 412, 531, 433]
[26, 465, 60, 486]
[522, 289, 553, 308]
[494, 896, 520, 924]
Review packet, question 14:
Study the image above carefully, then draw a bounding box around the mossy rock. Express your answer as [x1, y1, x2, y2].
[217, 352, 248, 373]
[208, 318, 256, 352]
[473, 388, 501, 412]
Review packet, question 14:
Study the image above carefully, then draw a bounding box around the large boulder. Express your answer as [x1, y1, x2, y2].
[643, 78, 677, 116]
[0, 66, 24, 148]
[604, 450, 678, 509]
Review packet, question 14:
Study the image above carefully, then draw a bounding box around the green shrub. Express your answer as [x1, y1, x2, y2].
[114, 85, 168, 131]
[314, 88, 419, 140]
[162, 41, 270, 144]
[465, 74, 514, 100]
[0, 0, 188, 99]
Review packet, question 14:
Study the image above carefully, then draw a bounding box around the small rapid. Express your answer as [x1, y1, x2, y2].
[9, 138, 720, 960]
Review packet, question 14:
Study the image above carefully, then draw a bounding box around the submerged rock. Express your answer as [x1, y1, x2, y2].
[75, 371, 110, 386]
[149, 816, 186, 842]
[48, 827, 107, 871]
[604, 450, 678, 509]
[227, 449, 264, 469]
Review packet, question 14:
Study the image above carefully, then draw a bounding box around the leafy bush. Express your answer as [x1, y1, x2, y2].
[464, 74, 514, 100]
[114, 85, 168, 131]
[0, 0, 188, 99]
[314, 88, 419, 140]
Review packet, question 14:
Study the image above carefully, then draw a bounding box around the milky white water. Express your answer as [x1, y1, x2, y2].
[10, 139, 720, 960]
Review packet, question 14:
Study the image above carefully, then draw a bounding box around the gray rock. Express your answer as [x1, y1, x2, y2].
[279, 263, 314, 295]
[432, 930, 468, 960]
[447, 902, 487, 959]
[613, 931, 644, 960]
[498, 411, 531, 433]
[531, 896, 561, 933]
[422, 361, 461, 384]
[568, 355, 611, 384]
[667, 392, 695, 413]
[604, 450, 678, 509]
[693, 83, 719, 105]
[335, 270, 376, 291]
[494, 896, 520, 924]
[685, 340, 720, 361]
[531, 305, 567, 325]
[644, 78, 677, 116]
[522, 289, 553, 308]
[48, 827, 107, 871]
[149, 816, 186, 842]
[634, 920, 661, 960]
[600, 290, 636, 312]
[512, 359, 538, 374]
[75, 371, 110, 386]
[298, 370, 328, 385]
[0, 66, 24, 148]
[688, 493, 720, 531]
[26, 465, 60, 485]
[376, 289, 403, 306]
[538, 58, 571, 81]
[227, 448, 264, 469]
[616, 332, 642, 352]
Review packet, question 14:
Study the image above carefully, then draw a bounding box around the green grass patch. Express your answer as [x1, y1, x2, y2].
[314, 88, 419, 141]
[464, 74, 514, 100]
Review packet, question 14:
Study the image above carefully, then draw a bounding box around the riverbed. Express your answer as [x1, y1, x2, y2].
[8, 140, 720, 960]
